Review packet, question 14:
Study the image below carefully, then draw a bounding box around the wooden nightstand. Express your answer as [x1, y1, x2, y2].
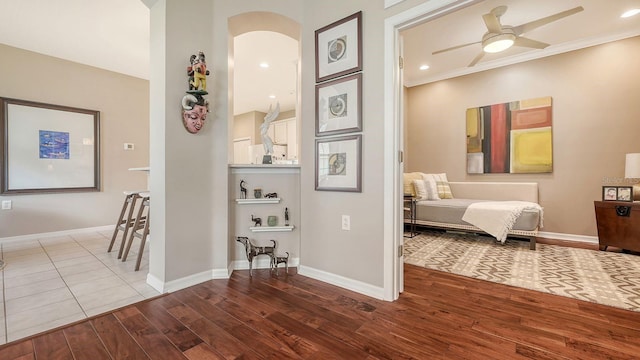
[594, 201, 640, 252]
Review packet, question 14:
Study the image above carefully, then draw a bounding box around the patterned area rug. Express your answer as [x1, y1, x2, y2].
[404, 230, 640, 312]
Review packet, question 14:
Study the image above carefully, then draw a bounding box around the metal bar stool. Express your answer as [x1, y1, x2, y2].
[122, 194, 150, 271]
[107, 190, 147, 259]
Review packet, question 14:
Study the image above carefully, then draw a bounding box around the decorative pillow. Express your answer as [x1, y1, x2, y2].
[432, 173, 453, 199]
[403, 172, 423, 196]
[421, 174, 441, 200]
[413, 179, 427, 200]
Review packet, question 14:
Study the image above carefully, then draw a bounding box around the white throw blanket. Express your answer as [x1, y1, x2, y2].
[462, 201, 543, 243]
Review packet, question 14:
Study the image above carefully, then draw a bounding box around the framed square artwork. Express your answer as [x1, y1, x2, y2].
[315, 134, 362, 192]
[315, 11, 362, 83]
[0, 97, 100, 194]
[316, 73, 362, 136]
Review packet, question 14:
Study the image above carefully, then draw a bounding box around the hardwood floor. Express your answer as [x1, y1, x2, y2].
[2, 262, 640, 359]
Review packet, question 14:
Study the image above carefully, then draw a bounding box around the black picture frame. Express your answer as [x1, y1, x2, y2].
[617, 186, 633, 202]
[602, 186, 617, 201]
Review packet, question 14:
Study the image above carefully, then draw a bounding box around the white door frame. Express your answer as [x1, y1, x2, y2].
[383, 0, 480, 301]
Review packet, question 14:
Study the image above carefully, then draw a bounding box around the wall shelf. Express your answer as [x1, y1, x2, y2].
[235, 198, 281, 204]
[249, 225, 294, 232]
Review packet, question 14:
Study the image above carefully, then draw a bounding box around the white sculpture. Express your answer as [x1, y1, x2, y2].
[260, 102, 280, 156]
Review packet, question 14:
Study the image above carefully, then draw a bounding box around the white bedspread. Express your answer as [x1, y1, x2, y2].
[462, 201, 543, 243]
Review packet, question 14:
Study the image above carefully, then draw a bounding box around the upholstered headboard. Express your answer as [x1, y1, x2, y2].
[448, 182, 539, 203]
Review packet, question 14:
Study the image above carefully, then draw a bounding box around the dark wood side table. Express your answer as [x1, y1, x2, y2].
[594, 201, 640, 252]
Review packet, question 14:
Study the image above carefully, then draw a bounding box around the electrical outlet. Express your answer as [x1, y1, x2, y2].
[2, 200, 12, 210]
[124, 143, 135, 150]
[342, 215, 350, 231]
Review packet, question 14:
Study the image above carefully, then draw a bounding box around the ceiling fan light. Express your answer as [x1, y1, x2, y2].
[483, 33, 515, 53]
[621, 9, 640, 18]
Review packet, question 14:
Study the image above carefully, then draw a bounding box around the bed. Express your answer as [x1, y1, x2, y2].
[404, 174, 543, 250]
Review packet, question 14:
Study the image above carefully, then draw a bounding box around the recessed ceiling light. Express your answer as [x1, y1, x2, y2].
[419, 65, 430, 71]
[269, 95, 276, 99]
[621, 9, 640, 18]
[259, 62, 269, 68]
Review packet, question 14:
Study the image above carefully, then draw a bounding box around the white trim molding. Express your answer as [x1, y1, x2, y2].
[385, 0, 406, 9]
[146, 267, 232, 294]
[538, 231, 599, 244]
[298, 265, 385, 300]
[232, 256, 299, 271]
[0, 225, 113, 244]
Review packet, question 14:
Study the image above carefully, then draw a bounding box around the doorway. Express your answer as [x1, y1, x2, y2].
[384, 0, 479, 301]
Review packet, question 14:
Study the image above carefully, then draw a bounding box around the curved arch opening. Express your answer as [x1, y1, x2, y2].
[229, 12, 301, 165]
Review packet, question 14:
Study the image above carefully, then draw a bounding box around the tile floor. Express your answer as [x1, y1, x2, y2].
[0, 229, 159, 345]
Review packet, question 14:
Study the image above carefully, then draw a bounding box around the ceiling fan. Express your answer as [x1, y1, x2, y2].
[432, 5, 584, 67]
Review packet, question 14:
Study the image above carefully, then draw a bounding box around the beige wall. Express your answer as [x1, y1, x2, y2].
[406, 36, 640, 236]
[148, 0, 400, 289]
[229, 170, 300, 262]
[233, 111, 263, 142]
[277, 109, 295, 121]
[300, 1, 390, 287]
[233, 109, 296, 144]
[0, 44, 149, 238]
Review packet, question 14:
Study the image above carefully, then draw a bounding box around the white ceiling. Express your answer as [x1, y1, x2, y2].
[0, 0, 150, 80]
[0, 1, 298, 116]
[233, 31, 298, 115]
[402, 0, 640, 87]
[1, 1, 638, 111]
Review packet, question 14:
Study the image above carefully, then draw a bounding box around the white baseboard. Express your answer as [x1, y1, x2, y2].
[146, 273, 165, 293]
[298, 265, 385, 300]
[0, 225, 113, 244]
[146, 257, 301, 293]
[146, 267, 232, 293]
[232, 256, 299, 271]
[212, 265, 232, 279]
[537, 231, 599, 244]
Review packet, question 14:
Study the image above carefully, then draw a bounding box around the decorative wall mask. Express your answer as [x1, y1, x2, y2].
[181, 51, 210, 134]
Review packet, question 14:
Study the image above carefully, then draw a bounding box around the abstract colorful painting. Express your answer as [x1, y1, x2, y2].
[39, 130, 70, 159]
[466, 96, 552, 174]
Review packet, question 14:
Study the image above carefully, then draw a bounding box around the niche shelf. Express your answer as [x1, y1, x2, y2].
[235, 198, 281, 205]
[249, 225, 294, 233]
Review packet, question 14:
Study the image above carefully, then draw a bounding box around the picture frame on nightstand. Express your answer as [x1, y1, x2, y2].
[617, 186, 633, 202]
[603, 186, 617, 201]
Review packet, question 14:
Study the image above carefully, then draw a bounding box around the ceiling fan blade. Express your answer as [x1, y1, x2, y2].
[432, 41, 481, 55]
[514, 37, 549, 49]
[513, 6, 584, 35]
[482, 13, 503, 33]
[468, 52, 485, 67]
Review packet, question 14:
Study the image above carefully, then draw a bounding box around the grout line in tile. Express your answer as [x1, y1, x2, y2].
[0, 230, 156, 343]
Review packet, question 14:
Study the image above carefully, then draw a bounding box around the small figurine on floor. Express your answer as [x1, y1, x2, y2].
[271, 252, 290, 275]
[236, 237, 276, 276]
